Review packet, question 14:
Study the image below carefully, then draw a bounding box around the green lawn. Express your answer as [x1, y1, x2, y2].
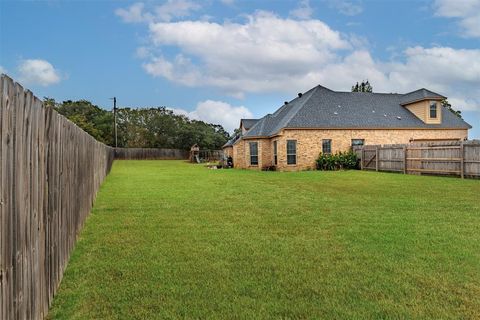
[48, 160, 480, 319]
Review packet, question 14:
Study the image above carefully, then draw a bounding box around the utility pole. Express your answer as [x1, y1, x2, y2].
[111, 97, 118, 148]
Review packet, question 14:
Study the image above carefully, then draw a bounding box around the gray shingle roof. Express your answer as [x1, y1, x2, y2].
[223, 119, 260, 147]
[240, 119, 259, 130]
[400, 88, 445, 105]
[223, 133, 240, 147]
[243, 85, 471, 138]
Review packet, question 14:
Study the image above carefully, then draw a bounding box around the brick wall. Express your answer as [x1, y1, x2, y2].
[233, 140, 245, 168]
[232, 128, 468, 171]
[233, 138, 272, 170]
[224, 146, 233, 158]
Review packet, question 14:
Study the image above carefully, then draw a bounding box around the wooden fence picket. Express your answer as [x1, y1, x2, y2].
[358, 140, 480, 178]
[0, 73, 221, 319]
[114, 147, 189, 160]
[0, 74, 114, 320]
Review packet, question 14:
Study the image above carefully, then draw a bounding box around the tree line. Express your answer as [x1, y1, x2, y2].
[43, 98, 230, 150]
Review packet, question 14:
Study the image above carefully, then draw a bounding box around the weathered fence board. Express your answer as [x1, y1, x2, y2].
[0, 74, 114, 320]
[358, 140, 480, 178]
[1, 73, 215, 319]
[114, 147, 188, 160]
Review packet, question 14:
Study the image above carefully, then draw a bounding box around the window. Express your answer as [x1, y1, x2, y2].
[249, 142, 258, 165]
[351, 139, 364, 147]
[322, 139, 332, 154]
[286, 140, 297, 165]
[430, 101, 437, 118]
[273, 141, 278, 165]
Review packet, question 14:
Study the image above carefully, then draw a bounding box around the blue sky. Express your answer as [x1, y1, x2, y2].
[1, 0, 479, 137]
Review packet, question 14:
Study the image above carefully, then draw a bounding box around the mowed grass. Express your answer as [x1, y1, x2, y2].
[48, 160, 480, 319]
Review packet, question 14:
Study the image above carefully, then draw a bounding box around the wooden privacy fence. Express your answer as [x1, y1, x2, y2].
[0, 75, 115, 319]
[356, 140, 480, 178]
[115, 147, 188, 160]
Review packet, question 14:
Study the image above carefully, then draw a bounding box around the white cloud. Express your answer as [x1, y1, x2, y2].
[315, 47, 480, 111]
[327, 0, 363, 16]
[289, 0, 313, 20]
[172, 100, 253, 132]
[155, 0, 200, 22]
[115, 3, 153, 23]
[18, 59, 61, 86]
[135, 46, 151, 59]
[388, 47, 480, 90]
[434, 0, 480, 37]
[384, 46, 480, 111]
[144, 11, 350, 96]
[115, 1, 200, 23]
[143, 54, 201, 87]
[122, 8, 480, 113]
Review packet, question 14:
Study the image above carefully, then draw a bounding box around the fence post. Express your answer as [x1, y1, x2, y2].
[403, 145, 407, 174]
[360, 147, 364, 170]
[375, 146, 379, 171]
[460, 141, 464, 179]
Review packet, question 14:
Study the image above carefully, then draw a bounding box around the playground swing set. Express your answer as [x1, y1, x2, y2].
[189, 144, 223, 163]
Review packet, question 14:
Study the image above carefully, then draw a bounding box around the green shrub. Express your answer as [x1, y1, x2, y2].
[316, 151, 358, 170]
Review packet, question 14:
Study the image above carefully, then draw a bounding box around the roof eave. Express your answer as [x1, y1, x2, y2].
[241, 131, 282, 139]
[239, 125, 470, 141]
[281, 126, 471, 130]
[400, 96, 446, 106]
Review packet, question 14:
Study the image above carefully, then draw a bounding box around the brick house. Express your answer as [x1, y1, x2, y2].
[223, 85, 471, 171]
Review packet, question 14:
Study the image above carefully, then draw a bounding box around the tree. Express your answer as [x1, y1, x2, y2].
[441, 99, 463, 119]
[45, 97, 230, 149]
[47, 98, 114, 145]
[231, 128, 242, 139]
[43, 97, 56, 108]
[351, 80, 373, 92]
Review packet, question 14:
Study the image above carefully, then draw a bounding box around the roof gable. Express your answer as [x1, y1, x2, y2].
[240, 119, 259, 130]
[400, 88, 446, 105]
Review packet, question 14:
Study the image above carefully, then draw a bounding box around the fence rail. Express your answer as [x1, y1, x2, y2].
[0, 75, 114, 320]
[356, 140, 480, 178]
[115, 148, 188, 160]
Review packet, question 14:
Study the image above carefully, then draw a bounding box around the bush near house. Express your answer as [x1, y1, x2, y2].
[316, 151, 358, 170]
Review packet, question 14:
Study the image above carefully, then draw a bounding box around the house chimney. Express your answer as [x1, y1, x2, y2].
[298, 93, 303, 97]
